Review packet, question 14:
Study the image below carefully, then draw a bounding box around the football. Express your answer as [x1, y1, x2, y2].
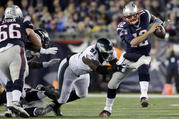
[153, 25, 166, 39]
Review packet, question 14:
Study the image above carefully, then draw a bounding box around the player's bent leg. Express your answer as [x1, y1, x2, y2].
[9, 80, 29, 118]
[138, 65, 150, 107]
[100, 72, 128, 117]
[130, 55, 151, 69]
[73, 74, 90, 99]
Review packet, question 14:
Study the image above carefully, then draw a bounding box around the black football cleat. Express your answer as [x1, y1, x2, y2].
[140, 97, 149, 107]
[99, 110, 111, 117]
[4, 107, 12, 117]
[52, 101, 63, 116]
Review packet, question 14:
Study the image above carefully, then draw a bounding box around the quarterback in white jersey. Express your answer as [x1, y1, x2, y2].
[53, 38, 127, 116]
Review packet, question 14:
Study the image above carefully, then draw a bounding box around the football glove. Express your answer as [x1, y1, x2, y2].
[42, 58, 61, 68]
[40, 47, 58, 54]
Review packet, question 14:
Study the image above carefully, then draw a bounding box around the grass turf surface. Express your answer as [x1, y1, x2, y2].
[1, 94, 179, 119]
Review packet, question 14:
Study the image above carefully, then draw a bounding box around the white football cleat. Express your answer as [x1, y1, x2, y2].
[9, 101, 29, 118]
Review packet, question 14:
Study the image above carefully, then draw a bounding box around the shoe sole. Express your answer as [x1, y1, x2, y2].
[4, 113, 12, 117]
[99, 114, 110, 117]
[141, 102, 149, 107]
[9, 105, 29, 118]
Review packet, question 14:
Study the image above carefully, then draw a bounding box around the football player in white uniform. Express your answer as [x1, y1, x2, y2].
[52, 38, 150, 116]
[52, 38, 126, 116]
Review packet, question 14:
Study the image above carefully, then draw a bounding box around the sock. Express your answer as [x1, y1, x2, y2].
[139, 81, 149, 99]
[24, 107, 36, 117]
[6, 92, 13, 107]
[12, 90, 22, 102]
[104, 97, 115, 113]
[67, 90, 80, 103]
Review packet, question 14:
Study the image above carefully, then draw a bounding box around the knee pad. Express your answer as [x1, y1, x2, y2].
[6, 81, 13, 92]
[13, 80, 23, 92]
[138, 65, 150, 82]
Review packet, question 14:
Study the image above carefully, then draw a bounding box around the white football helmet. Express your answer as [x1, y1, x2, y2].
[4, 5, 23, 19]
[123, 2, 139, 25]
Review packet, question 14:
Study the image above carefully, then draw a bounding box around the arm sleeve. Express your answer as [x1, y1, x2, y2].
[140, 10, 151, 29]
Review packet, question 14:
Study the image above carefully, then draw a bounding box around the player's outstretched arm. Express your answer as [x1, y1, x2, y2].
[26, 28, 42, 49]
[82, 56, 127, 74]
[130, 23, 160, 47]
[28, 58, 61, 68]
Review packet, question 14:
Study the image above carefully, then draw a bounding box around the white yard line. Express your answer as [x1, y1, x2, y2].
[88, 93, 179, 98]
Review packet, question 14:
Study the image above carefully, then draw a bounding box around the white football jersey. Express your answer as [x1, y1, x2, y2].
[69, 45, 117, 76]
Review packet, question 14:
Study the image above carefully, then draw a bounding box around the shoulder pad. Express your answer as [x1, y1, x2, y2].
[117, 21, 128, 31]
[139, 10, 151, 23]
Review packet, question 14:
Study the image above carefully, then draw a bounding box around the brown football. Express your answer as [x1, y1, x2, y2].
[154, 25, 166, 39]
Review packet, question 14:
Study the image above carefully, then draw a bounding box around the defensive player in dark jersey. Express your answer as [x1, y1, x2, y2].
[0, 84, 59, 117]
[26, 28, 60, 69]
[0, 5, 42, 118]
[99, 2, 163, 117]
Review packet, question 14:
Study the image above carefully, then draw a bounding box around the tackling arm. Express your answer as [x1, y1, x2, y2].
[82, 56, 125, 74]
[28, 61, 43, 68]
[26, 28, 42, 50]
[28, 58, 61, 69]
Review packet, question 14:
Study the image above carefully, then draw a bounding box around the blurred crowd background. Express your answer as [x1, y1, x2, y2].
[1, 0, 179, 94]
[0, 0, 179, 40]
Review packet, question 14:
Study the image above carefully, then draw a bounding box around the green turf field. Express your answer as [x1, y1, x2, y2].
[1, 94, 179, 119]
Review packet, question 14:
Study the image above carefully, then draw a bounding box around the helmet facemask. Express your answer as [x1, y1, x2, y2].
[34, 29, 50, 48]
[96, 38, 113, 60]
[4, 5, 23, 19]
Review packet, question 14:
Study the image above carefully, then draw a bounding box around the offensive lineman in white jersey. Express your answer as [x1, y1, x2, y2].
[52, 38, 151, 116]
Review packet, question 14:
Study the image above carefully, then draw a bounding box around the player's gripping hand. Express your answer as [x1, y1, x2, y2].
[149, 23, 160, 34]
[112, 64, 128, 73]
[40, 47, 58, 54]
[42, 58, 61, 68]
